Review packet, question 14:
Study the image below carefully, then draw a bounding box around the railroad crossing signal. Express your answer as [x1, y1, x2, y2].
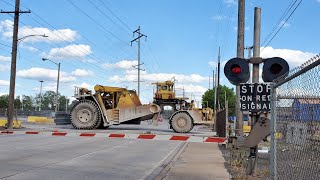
[223, 58, 250, 85]
[262, 57, 289, 82]
[224, 57, 289, 84]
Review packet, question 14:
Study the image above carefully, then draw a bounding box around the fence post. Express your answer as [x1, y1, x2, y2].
[270, 82, 277, 180]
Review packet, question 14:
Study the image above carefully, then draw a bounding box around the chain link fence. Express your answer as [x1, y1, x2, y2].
[271, 54, 320, 179]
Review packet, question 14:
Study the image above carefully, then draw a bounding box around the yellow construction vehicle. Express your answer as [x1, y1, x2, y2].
[151, 81, 215, 133]
[70, 85, 160, 129]
[152, 80, 189, 111]
[169, 104, 214, 133]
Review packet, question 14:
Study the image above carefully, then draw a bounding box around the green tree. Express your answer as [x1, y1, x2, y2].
[58, 95, 70, 111]
[202, 85, 236, 115]
[22, 95, 34, 111]
[35, 91, 56, 110]
[0, 94, 9, 108]
[14, 96, 21, 109]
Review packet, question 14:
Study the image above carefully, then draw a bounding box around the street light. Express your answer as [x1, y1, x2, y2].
[18, 34, 48, 46]
[42, 58, 60, 112]
[39, 80, 44, 111]
[7, 34, 48, 129]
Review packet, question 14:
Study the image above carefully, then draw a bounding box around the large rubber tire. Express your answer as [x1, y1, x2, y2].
[170, 112, 193, 133]
[70, 100, 101, 129]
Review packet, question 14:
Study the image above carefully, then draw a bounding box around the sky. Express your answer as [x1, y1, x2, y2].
[0, 0, 319, 105]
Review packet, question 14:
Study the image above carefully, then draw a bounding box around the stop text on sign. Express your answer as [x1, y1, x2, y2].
[240, 83, 271, 112]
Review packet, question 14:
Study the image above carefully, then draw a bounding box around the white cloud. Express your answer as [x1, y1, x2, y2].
[17, 67, 76, 82]
[212, 15, 227, 21]
[0, 19, 78, 43]
[0, 20, 13, 35]
[176, 84, 207, 94]
[224, 0, 237, 6]
[44, 44, 92, 59]
[21, 45, 39, 52]
[0, 64, 10, 72]
[0, 92, 7, 96]
[208, 61, 217, 68]
[0, 55, 10, 62]
[279, 21, 290, 28]
[71, 69, 93, 77]
[108, 72, 207, 84]
[208, 60, 228, 69]
[260, 47, 316, 68]
[102, 60, 138, 69]
[0, 80, 9, 86]
[33, 82, 57, 92]
[72, 82, 92, 90]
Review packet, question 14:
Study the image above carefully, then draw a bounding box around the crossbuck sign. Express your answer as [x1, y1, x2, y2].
[240, 83, 271, 112]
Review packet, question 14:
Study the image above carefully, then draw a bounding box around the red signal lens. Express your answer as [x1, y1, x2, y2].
[231, 65, 241, 74]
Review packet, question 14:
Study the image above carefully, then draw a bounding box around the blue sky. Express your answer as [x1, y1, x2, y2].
[0, 0, 319, 104]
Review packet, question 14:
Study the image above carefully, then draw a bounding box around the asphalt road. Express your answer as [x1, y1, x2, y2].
[0, 134, 182, 180]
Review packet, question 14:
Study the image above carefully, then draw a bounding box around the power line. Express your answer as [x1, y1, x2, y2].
[87, 0, 131, 36]
[261, 0, 302, 51]
[101, 0, 133, 32]
[66, 0, 131, 47]
[261, 0, 299, 47]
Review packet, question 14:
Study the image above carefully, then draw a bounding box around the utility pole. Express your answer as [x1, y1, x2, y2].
[56, 63, 60, 112]
[39, 80, 43, 111]
[213, 68, 218, 131]
[236, 0, 245, 136]
[212, 69, 215, 90]
[1, 0, 31, 129]
[183, 87, 185, 98]
[248, 7, 261, 176]
[131, 26, 147, 97]
[245, 46, 253, 126]
[217, 47, 221, 111]
[42, 58, 60, 112]
[245, 46, 253, 84]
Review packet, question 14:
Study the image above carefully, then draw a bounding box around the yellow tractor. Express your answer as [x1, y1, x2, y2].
[152, 80, 189, 111]
[70, 85, 160, 129]
[151, 80, 215, 133]
[169, 105, 214, 133]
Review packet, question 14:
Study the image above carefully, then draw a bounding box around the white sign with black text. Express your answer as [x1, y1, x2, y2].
[240, 83, 271, 112]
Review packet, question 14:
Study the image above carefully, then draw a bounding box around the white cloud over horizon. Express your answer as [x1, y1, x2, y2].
[108, 72, 207, 84]
[0, 55, 10, 62]
[261, 47, 316, 68]
[17, 67, 76, 82]
[33, 82, 57, 92]
[0, 80, 9, 86]
[0, 19, 78, 43]
[102, 60, 138, 70]
[224, 0, 237, 6]
[44, 44, 92, 60]
[71, 69, 94, 77]
[0, 64, 10, 72]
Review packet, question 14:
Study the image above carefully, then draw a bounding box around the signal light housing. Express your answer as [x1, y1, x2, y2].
[224, 58, 250, 85]
[262, 57, 289, 82]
